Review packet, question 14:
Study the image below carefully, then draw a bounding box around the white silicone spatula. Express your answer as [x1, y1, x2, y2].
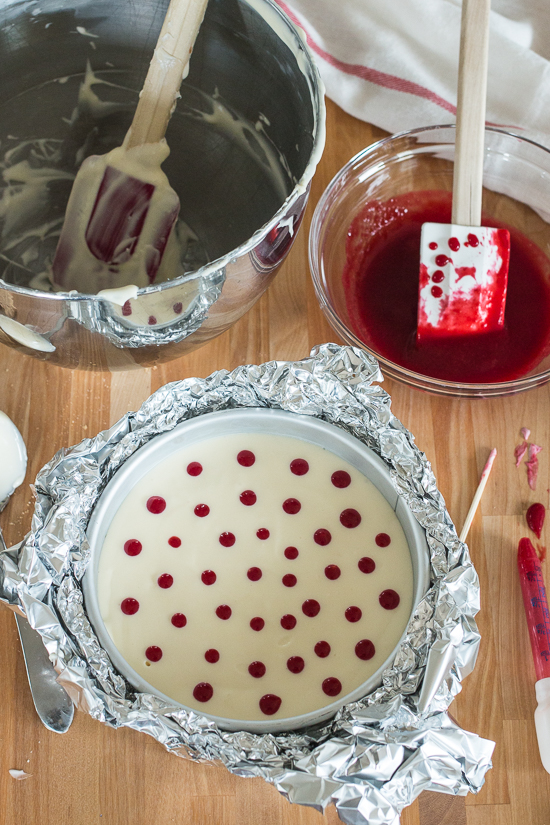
[417, 0, 510, 342]
[51, 0, 209, 294]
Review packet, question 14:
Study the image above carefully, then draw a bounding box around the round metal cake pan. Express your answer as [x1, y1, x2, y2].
[83, 407, 430, 732]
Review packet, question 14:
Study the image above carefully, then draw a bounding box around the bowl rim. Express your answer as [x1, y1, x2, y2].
[0, 0, 326, 304]
[309, 123, 550, 397]
[82, 406, 430, 733]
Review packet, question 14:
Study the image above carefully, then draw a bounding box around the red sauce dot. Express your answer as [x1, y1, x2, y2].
[448, 236, 460, 251]
[379, 589, 400, 610]
[375, 533, 391, 547]
[284, 546, 299, 560]
[355, 639, 375, 660]
[283, 498, 301, 514]
[431, 285, 443, 298]
[302, 599, 320, 617]
[256, 527, 270, 540]
[173, 302, 183, 314]
[290, 458, 309, 475]
[259, 694, 281, 715]
[148, 315, 157, 326]
[281, 614, 297, 630]
[287, 656, 305, 674]
[428, 241, 438, 250]
[121, 598, 139, 615]
[205, 648, 219, 663]
[171, 613, 187, 628]
[331, 470, 351, 488]
[240, 490, 257, 506]
[467, 233, 479, 247]
[282, 573, 297, 587]
[247, 566, 262, 581]
[315, 640, 331, 658]
[250, 617, 265, 631]
[322, 677, 342, 697]
[237, 450, 255, 467]
[158, 573, 174, 589]
[435, 254, 451, 266]
[146, 496, 166, 514]
[340, 508, 361, 528]
[194, 503, 210, 517]
[216, 604, 232, 620]
[124, 539, 142, 556]
[314, 528, 332, 546]
[345, 605, 362, 622]
[248, 661, 266, 678]
[145, 646, 162, 662]
[122, 299, 132, 316]
[358, 556, 375, 574]
[187, 462, 203, 476]
[193, 682, 213, 702]
[432, 269, 445, 283]
[324, 564, 341, 580]
[201, 569, 216, 585]
[168, 536, 181, 548]
[219, 532, 235, 547]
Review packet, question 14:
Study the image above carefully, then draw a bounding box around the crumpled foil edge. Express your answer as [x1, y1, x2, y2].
[0, 343, 494, 825]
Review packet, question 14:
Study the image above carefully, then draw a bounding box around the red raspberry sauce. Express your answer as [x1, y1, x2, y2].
[259, 693, 282, 716]
[343, 191, 550, 382]
[146, 496, 166, 514]
[259, 694, 281, 715]
[124, 539, 142, 556]
[193, 682, 213, 702]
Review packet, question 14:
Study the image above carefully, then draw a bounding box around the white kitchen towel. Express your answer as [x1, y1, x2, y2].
[274, 0, 550, 140]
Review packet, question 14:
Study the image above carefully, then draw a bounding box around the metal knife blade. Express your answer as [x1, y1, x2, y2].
[14, 613, 74, 734]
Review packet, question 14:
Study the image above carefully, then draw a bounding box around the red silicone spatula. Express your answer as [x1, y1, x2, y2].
[417, 0, 510, 341]
[52, 0, 209, 294]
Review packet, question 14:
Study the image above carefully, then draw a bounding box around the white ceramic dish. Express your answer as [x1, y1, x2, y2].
[83, 408, 430, 732]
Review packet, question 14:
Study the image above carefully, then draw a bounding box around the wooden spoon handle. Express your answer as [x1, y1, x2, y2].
[452, 0, 491, 227]
[125, 0, 209, 149]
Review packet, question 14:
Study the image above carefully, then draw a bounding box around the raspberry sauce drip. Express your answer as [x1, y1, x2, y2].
[146, 496, 166, 514]
[314, 640, 331, 658]
[259, 694, 281, 715]
[322, 677, 342, 697]
[124, 539, 142, 556]
[379, 589, 400, 609]
[193, 682, 213, 702]
[302, 599, 320, 617]
[314, 528, 331, 546]
[358, 556, 375, 573]
[526, 502, 545, 539]
[340, 508, 361, 528]
[171, 613, 187, 627]
[331, 470, 351, 488]
[287, 656, 305, 673]
[290, 458, 309, 475]
[355, 639, 375, 660]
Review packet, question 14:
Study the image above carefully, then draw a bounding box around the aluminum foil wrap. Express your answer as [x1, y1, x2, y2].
[0, 343, 494, 824]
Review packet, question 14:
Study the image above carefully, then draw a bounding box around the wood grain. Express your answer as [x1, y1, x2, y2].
[1, 98, 549, 825]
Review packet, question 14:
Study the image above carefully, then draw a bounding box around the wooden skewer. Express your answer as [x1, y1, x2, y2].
[459, 448, 497, 542]
[125, 0, 209, 149]
[452, 0, 491, 227]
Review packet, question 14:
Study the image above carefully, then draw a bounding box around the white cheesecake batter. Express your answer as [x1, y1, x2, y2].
[97, 432, 413, 722]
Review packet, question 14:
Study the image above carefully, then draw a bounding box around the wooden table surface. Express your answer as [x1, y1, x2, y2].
[1, 98, 549, 825]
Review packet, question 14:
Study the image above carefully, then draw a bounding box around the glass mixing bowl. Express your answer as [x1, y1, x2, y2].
[309, 125, 550, 398]
[0, 0, 325, 370]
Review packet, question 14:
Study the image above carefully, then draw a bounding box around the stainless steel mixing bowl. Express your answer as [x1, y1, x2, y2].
[0, 0, 325, 369]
